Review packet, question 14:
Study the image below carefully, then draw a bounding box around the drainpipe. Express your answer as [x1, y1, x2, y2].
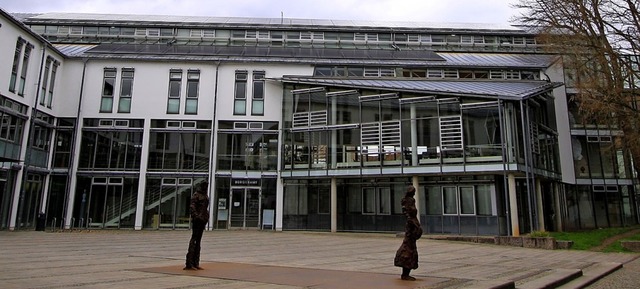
[62, 58, 89, 229]
[207, 61, 221, 231]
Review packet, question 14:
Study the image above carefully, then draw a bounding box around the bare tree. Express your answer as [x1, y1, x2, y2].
[513, 0, 640, 180]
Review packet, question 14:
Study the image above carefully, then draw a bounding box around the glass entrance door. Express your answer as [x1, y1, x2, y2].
[230, 188, 261, 229]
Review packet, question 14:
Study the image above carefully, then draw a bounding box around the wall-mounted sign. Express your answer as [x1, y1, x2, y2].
[232, 178, 260, 186]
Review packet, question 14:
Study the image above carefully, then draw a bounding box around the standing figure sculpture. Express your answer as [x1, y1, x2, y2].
[394, 185, 422, 281]
[184, 181, 210, 270]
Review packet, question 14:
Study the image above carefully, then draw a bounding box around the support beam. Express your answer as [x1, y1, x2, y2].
[508, 174, 520, 236]
[412, 176, 420, 218]
[331, 177, 337, 232]
[536, 179, 545, 232]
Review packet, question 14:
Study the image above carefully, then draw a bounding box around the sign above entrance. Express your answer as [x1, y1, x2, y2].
[232, 178, 260, 186]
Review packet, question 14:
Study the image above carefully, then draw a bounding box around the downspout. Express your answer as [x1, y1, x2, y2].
[207, 61, 221, 230]
[15, 41, 47, 229]
[61, 58, 89, 229]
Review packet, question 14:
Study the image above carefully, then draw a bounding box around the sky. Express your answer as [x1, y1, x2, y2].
[1, 0, 522, 24]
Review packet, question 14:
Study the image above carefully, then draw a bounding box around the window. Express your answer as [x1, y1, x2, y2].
[47, 61, 58, 108]
[9, 39, 24, 93]
[18, 44, 33, 96]
[252, 71, 265, 115]
[118, 68, 134, 113]
[234, 71, 247, 115]
[185, 70, 200, 114]
[427, 69, 443, 78]
[362, 187, 390, 215]
[100, 68, 117, 112]
[40, 58, 52, 106]
[459, 186, 475, 215]
[167, 69, 182, 114]
[443, 187, 458, 214]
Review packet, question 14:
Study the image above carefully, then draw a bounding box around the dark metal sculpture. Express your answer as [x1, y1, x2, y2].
[394, 185, 422, 281]
[184, 181, 210, 270]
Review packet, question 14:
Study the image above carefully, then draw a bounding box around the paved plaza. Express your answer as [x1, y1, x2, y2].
[0, 230, 638, 289]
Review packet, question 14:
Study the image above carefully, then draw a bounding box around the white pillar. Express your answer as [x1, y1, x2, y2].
[535, 179, 545, 232]
[412, 176, 420, 218]
[133, 120, 151, 230]
[508, 174, 520, 236]
[331, 177, 337, 232]
[554, 183, 563, 231]
[275, 177, 284, 231]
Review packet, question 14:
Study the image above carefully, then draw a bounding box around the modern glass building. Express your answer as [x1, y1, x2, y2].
[0, 8, 637, 235]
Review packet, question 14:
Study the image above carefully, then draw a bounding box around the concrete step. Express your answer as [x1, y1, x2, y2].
[556, 262, 622, 289]
[516, 268, 582, 289]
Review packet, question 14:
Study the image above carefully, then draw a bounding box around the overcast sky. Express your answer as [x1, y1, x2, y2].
[1, 0, 522, 24]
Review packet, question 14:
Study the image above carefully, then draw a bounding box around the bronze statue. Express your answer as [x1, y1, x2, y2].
[394, 185, 422, 281]
[184, 181, 210, 270]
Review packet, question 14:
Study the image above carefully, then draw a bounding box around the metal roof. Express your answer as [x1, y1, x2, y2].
[279, 77, 563, 100]
[436, 53, 558, 68]
[53, 44, 98, 56]
[53, 44, 554, 68]
[21, 12, 523, 32]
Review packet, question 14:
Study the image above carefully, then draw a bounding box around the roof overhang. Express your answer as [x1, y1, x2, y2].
[278, 77, 564, 101]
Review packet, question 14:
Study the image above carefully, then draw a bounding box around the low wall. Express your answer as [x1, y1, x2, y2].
[621, 241, 640, 252]
[422, 235, 573, 250]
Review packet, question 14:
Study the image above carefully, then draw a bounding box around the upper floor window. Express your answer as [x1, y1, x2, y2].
[234, 71, 248, 115]
[252, 71, 265, 116]
[167, 69, 182, 114]
[100, 68, 117, 112]
[40, 57, 52, 107]
[9, 39, 24, 93]
[185, 70, 200, 114]
[118, 68, 135, 113]
[18, 44, 33, 96]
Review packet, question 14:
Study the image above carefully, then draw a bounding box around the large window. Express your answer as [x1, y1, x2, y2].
[78, 119, 144, 170]
[216, 121, 279, 171]
[38, 57, 60, 108]
[118, 68, 134, 113]
[52, 118, 75, 168]
[362, 187, 391, 215]
[185, 70, 200, 114]
[100, 68, 116, 112]
[46, 60, 58, 108]
[147, 120, 211, 172]
[9, 39, 24, 93]
[39, 58, 52, 106]
[428, 184, 495, 216]
[234, 71, 247, 115]
[167, 69, 182, 114]
[18, 43, 33, 96]
[251, 71, 265, 115]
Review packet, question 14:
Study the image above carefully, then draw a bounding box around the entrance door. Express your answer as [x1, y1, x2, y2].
[229, 188, 261, 229]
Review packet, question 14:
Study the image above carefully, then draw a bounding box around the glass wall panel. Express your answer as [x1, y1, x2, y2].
[462, 105, 502, 158]
[426, 186, 443, 214]
[443, 187, 457, 214]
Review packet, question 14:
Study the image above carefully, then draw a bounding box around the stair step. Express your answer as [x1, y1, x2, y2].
[517, 269, 582, 289]
[556, 262, 622, 289]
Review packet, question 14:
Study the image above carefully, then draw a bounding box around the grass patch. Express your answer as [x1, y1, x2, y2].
[549, 227, 639, 251]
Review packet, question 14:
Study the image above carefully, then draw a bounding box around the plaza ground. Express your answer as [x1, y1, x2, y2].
[0, 230, 638, 289]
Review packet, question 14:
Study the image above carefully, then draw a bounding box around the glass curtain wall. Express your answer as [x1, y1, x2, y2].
[216, 121, 278, 172]
[143, 177, 208, 229]
[73, 176, 138, 229]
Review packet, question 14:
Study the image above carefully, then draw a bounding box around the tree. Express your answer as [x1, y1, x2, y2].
[513, 0, 640, 180]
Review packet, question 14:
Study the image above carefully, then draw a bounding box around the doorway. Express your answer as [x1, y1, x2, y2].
[229, 187, 261, 229]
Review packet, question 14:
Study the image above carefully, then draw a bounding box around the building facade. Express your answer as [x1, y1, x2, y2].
[0, 8, 637, 235]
